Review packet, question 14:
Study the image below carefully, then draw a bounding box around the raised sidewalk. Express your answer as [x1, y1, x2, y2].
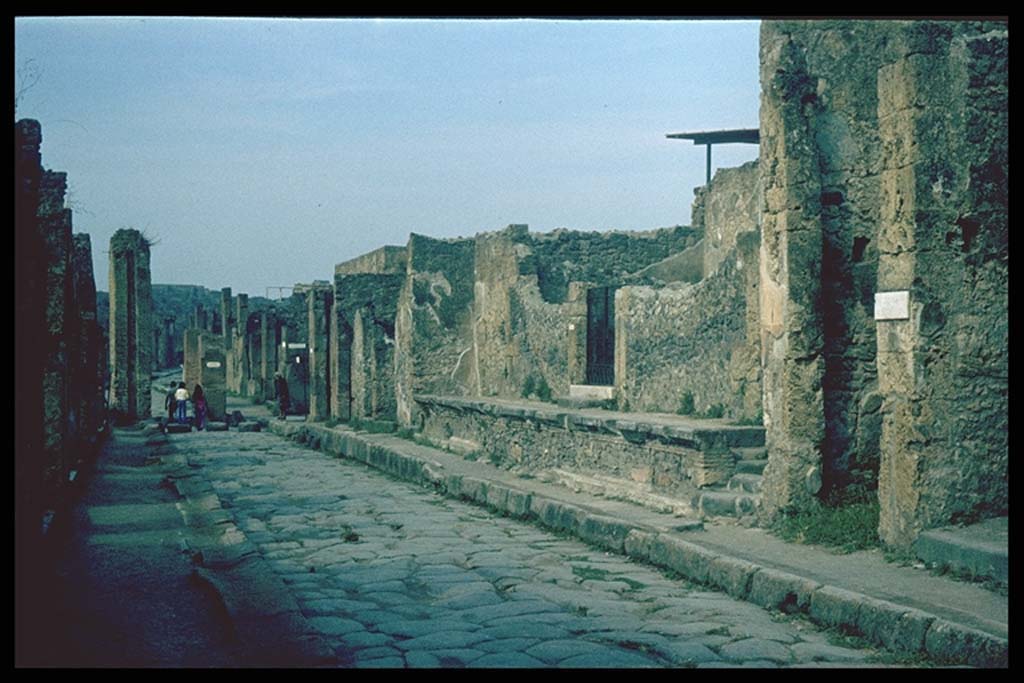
[267, 418, 1008, 668]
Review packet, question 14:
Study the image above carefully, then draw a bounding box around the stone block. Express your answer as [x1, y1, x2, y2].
[206, 422, 228, 432]
[166, 423, 191, 434]
[623, 529, 656, 560]
[747, 567, 821, 614]
[808, 585, 863, 631]
[705, 556, 758, 599]
[237, 422, 261, 433]
[647, 536, 717, 584]
[923, 619, 1007, 668]
[577, 513, 634, 553]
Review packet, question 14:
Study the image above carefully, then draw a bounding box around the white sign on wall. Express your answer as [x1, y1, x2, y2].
[205, 361, 222, 368]
[874, 291, 910, 321]
[287, 342, 307, 349]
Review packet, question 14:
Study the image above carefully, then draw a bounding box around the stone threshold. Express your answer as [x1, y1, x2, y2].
[415, 394, 765, 450]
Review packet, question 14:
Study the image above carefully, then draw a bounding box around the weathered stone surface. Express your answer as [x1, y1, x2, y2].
[109, 229, 152, 422]
[746, 567, 820, 613]
[923, 619, 1007, 668]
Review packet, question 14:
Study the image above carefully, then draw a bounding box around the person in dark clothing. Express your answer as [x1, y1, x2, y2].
[192, 384, 207, 431]
[165, 384, 177, 422]
[274, 371, 289, 420]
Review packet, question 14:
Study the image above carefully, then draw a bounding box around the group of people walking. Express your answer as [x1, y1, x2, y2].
[165, 382, 208, 430]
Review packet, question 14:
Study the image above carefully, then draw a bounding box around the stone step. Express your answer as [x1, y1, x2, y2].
[726, 473, 763, 494]
[735, 459, 767, 475]
[693, 490, 760, 519]
[734, 447, 767, 461]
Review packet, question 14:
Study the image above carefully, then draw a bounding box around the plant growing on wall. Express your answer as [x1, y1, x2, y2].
[677, 392, 695, 415]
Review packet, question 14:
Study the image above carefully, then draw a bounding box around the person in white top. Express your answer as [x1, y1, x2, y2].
[174, 382, 190, 424]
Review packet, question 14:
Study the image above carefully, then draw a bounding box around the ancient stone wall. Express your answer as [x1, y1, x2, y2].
[335, 245, 408, 276]
[108, 229, 152, 422]
[758, 20, 1007, 544]
[693, 160, 760, 277]
[615, 230, 761, 418]
[395, 234, 476, 427]
[526, 225, 700, 304]
[333, 272, 404, 422]
[70, 234, 105, 450]
[874, 23, 1008, 546]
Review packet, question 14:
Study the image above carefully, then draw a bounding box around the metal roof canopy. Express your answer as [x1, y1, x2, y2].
[667, 128, 759, 183]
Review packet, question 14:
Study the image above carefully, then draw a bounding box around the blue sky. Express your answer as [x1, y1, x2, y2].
[15, 17, 761, 296]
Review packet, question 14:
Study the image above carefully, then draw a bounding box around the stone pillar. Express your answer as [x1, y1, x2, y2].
[220, 287, 233, 392]
[566, 282, 589, 386]
[71, 233, 102, 449]
[235, 294, 250, 395]
[183, 328, 201, 393]
[198, 333, 227, 421]
[248, 314, 262, 400]
[307, 285, 333, 421]
[109, 229, 153, 422]
[757, 31, 825, 518]
[330, 293, 352, 421]
[259, 312, 271, 402]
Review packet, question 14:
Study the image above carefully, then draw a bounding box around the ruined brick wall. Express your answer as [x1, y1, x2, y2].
[306, 285, 333, 420]
[108, 229, 152, 421]
[759, 20, 1007, 542]
[394, 234, 476, 427]
[616, 231, 761, 418]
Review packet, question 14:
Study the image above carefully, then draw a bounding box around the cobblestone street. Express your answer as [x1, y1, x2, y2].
[179, 428, 887, 668]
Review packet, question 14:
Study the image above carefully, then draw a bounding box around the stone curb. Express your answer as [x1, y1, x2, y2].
[271, 420, 1008, 668]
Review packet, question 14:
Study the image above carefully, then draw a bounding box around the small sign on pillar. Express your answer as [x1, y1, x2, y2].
[874, 291, 910, 321]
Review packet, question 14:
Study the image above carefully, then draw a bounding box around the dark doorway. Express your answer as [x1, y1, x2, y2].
[586, 286, 616, 386]
[284, 345, 309, 416]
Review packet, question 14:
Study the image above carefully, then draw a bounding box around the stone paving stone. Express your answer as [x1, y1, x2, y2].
[467, 652, 547, 668]
[434, 589, 504, 610]
[698, 660, 780, 669]
[356, 656, 406, 668]
[789, 641, 871, 663]
[557, 649, 661, 668]
[352, 645, 405, 662]
[305, 616, 366, 636]
[405, 648, 486, 667]
[337, 630, 394, 649]
[374, 618, 482, 638]
[723, 620, 801, 644]
[479, 622, 572, 641]
[475, 637, 541, 654]
[639, 620, 731, 637]
[717, 637, 794, 664]
[369, 591, 418, 607]
[525, 638, 612, 664]
[652, 641, 723, 665]
[392, 630, 488, 651]
[457, 599, 565, 624]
